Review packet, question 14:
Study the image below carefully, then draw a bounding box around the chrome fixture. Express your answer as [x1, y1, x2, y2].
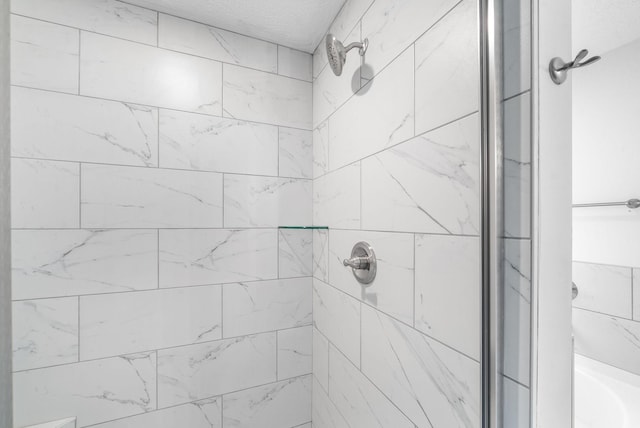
[549, 49, 601, 84]
[572, 282, 579, 300]
[325, 33, 368, 76]
[572, 198, 640, 209]
[343, 241, 377, 284]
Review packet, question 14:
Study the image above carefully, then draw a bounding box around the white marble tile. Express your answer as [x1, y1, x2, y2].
[503, 239, 531, 387]
[159, 229, 277, 287]
[80, 32, 222, 115]
[311, 376, 349, 428]
[12, 0, 158, 45]
[279, 127, 313, 179]
[313, 163, 360, 229]
[11, 158, 79, 229]
[12, 87, 158, 167]
[277, 325, 312, 379]
[329, 229, 414, 324]
[329, 346, 414, 428]
[12, 229, 157, 300]
[329, 0, 374, 47]
[312, 279, 360, 367]
[80, 285, 222, 360]
[279, 229, 313, 278]
[278, 46, 312, 81]
[158, 14, 277, 73]
[312, 121, 329, 178]
[91, 397, 221, 428]
[223, 376, 311, 428]
[503, 0, 532, 98]
[10, 15, 79, 93]
[503, 377, 530, 428]
[634, 269, 640, 321]
[81, 164, 222, 228]
[223, 175, 311, 228]
[14, 352, 156, 428]
[312, 327, 329, 393]
[329, 49, 414, 170]
[312, 229, 329, 282]
[572, 262, 632, 318]
[362, 113, 480, 235]
[223, 278, 312, 337]
[12, 297, 78, 371]
[415, 234, 480, 360]
[361, 0, 459, 79]
[223, 64, 312, 129]
[157, 333, 276, 407]
[361, 306, 480, 428]
[159, 109, 277, 175]
[414, 0, 479, 134]
[573, 308, 640, 376]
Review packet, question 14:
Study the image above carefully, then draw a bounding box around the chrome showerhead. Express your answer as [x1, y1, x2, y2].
[325, 33, 368, 76]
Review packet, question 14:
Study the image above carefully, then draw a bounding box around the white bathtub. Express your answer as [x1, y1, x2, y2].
[574, 354, 640, 428]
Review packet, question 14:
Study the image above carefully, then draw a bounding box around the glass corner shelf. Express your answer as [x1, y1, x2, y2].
[278, 226, 329, 230]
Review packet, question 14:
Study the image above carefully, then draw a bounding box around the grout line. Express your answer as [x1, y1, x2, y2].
[156, 229, 160, 289]
[77, 295, 80, 362]
[413, 233, 416, 327]
[276, 330, 279, 380]
[78, 163, 82, 228]
[77, 29, 81, 95]
[155, 350, 159, 409]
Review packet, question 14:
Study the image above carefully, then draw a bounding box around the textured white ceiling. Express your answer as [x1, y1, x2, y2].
[125, 0, 345, 52]
[573, 0, 640, 54]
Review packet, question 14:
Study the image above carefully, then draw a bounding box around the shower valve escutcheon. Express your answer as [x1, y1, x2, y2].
[343, 241, 377, 285]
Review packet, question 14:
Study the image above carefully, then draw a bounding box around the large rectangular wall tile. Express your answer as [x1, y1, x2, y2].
[13, 297, 78, 371]
[312, 229, 329, 282]
[12, 229, 157, 300]
[81, 164, 222, 228]
[572, 262, 632, 318]
[91, 397, 221, 428]
[361, 306, 480, 428]
[157, 333, 276, 407]
[12, 87, 158, 167]
[362, 113, 480, 234]
[278, 46, 312, 82]
[313, 328, 329, 393]
[80, 285, 222, 360]
[10, 15, 79, 93]
[222, 64, 312, 129]
[222, 376, 312, 428]
[279, 127, 313, 179]
[311, 376, 349, 428]
[415, 234, 480, 360]
[159, 109, 277, 175]
[312, 279, 360, 367]
[14, 352, 156, 427]
[361, 0, 458, 79]
[415, 0, 479, 134]
[313, 163, 360, 229]
[503, 377, 530, 428]
[278, 325, 312, 379]
[11, 158, 79, 229]
[279, 229, 312, 278]
[80, 32, 222, 115]
[223, 278, 312, 337]
[328, 49, 414, 170]
[159, 229, 277, 287]
[503, 0, 532, 98]
[312, 121, 329, 178]
[634, 269, 640, 321]
[158, 14, 277, 72]
[329, 229, 414, 324]
[12, 0, 158, 45]
[329, 346, 414, 428]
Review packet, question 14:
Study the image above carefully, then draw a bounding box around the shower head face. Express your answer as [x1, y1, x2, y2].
[326, 33, 346, 76]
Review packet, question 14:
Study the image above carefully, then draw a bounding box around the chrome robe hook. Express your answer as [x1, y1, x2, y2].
[549, 49, 601, 85]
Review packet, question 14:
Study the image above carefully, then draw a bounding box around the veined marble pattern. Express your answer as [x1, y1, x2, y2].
[328, 49, 414, 171]
[313, 163, 360, 229]
[159, 229, 277, 287]
[414, 0, 479, 135]
[12, 297, 79, 371]
[312, 229, 329, 283]
[14, 352, 156, 427]
[80, 285, 222, 360]
[11, 0, 158, 45]
[361, 305, 480, 428]
[279, 229, 313, 278]
[91, 397, 221, 428]
[278, 325, 312, 379]
[329, 346, 414, 428]
[12, 229, 157, 300]
[80, 32, 222, 115]
[159, 109, 277, 175]
[503, 0, 532, 98]
[158, 14, 277, 73]
[361, 113, 480, 235]
[11, 158, 79, 229]
[312, 120, 329, 178]
[278, 46, 313, 82]
[10, 15, 79, 93]
[222, 376, 312, 428]
[223, 175, 312, 228]
[223, 64, 312, 130]
[223, 278, 312, 337]
[279, 127, 313, 179]
[157, 333, 276, 407]
[12, 87, 158, 167]
[311, 376, 349, 428]
[312, 327, 330, 393]
[81, 164, 223, 228]
[572, 262, 632, 318]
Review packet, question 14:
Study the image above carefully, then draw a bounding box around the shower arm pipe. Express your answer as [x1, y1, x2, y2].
[344, 40, 367, 55]
[572, 198, 640, 209]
